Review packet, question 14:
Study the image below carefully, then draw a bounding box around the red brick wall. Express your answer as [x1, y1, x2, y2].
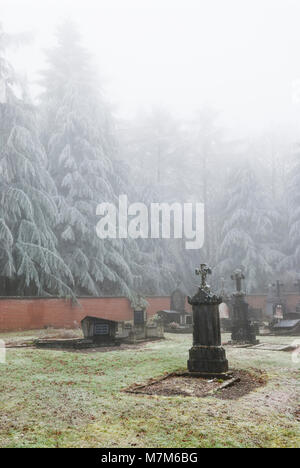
[0, 296, 172, 332]
[283, 294, 300, 310]
[246, 295, 268, 310]
[0, 297, 133, 332]
[146, 297, 170, 317]
[1, 293, 299, 332]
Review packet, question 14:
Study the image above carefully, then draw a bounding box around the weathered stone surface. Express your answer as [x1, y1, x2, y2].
[230, 270, 258, 345]
[230, 295, 258, 344]
[188, 345, 228, 374]
[187, 264, 229, 376]
[81, 316, 119, 345]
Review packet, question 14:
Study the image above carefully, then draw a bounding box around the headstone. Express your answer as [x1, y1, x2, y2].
[81, 316, 119, 345]
[187, 264, 229, 376]
[157, 309, 181, 326]
[294, 280, 300, 318]
[134, 309, 146, 325]
[146, 316, 164, 339]
[170, 287, 186, 313]
[170, 284, 192, 326]
[266, 280, 287, 319]
[156, 284, 192, 331]
[230, 269, 258, 344]
[133, 294, 147, 325]
[132, 295, 147, 339]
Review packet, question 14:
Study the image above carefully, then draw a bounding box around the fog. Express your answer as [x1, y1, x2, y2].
[1, 0, 300, 298]
[2, 0, 300, 136]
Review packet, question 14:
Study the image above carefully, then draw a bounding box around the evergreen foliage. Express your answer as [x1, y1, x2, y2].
[0, 24, 74, 297]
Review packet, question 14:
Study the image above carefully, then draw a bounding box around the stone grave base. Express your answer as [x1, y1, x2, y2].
[187, 345, 229, 377]
[34, 338, 121, 349]
[224, 339, 260, 347]
[34, 336, 165, 349]
[164, 326, 193, 334]
[124, 369, 267, 399]
[123, 336, 165, 345]
[249, 342, 299, 352]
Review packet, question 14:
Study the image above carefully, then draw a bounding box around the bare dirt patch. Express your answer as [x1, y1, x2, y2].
[214, 369, 267, 400]
[125, 369, 267, 399]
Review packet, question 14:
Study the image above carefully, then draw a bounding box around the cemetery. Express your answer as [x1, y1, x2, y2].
[0, 264, 299, 448]
[0, 325, 298, 448]
[1, 2, 300, 451]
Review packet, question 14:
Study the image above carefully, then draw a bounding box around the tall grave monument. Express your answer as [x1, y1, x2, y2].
[230, 268, 258, 344]
[187, 264, 229, 376]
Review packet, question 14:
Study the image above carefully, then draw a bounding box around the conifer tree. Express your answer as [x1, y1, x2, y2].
[216, 157, 283, 291]
[280, 146, 300, 275]
[39, 21, 137, 297]
[0, 24, 74, 296]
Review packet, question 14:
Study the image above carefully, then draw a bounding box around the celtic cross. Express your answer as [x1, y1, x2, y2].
[231, 268, 245, 293]
[195, 264, 212, 290]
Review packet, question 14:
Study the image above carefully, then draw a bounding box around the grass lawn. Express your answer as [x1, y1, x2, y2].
[0, 331, 299, 448]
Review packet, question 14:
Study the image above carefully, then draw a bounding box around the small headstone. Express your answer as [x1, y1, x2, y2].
[134, 309, 145, 326]
[170, 284, 192, 326]
[81, 316, 119, 345]
[170, 287, 186, 314]
[267, 280, 287, 319]
[131, 295, 147, 340]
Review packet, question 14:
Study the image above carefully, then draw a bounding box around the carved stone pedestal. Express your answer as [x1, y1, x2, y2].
[188, 344, 228, 375]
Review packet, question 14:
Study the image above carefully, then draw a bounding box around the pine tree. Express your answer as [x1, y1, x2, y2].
[216, 157, 283, 291]
[0, 24, 74, 297]
[119, 109, 197, 294]
[39, 21, 137, 297]
[281, 145, 300, 275]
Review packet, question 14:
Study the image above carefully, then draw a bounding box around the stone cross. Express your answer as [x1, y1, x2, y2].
[195, 264, 212, 290]
[231, 268, 245, 293]
[273, 280, 284, 298]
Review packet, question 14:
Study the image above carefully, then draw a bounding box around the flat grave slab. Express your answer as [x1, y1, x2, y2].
[223, 341, 297, 351]
[249, 343, 299, 352]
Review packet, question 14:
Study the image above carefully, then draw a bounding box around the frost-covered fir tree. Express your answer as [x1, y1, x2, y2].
[119, 109, 197, 294]
[39, 21, 137, 297]
[0, 25, 74, 296]
[280, 145, 300, 275]
[216, 157, 283, 291]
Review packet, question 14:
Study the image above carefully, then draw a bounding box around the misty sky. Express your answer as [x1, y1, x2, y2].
[2, 0, 300, 137]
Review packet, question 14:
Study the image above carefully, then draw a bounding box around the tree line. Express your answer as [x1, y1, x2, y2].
[0, 22, 299, 299]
